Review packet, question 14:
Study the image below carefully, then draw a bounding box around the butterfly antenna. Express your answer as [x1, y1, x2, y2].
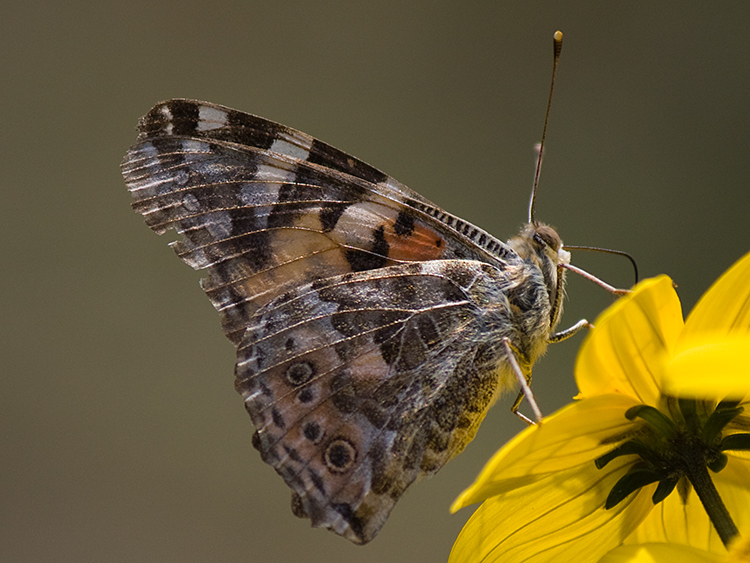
[529, 30, 563, 225]
[563, 245, 640, 285]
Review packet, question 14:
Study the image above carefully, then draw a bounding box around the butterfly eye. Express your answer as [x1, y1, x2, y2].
[533, 225, 562, 251]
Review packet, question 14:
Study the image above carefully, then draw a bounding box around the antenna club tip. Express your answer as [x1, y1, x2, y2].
[553, 31, 563, 56]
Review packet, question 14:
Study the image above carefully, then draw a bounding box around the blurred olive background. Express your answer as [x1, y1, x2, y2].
[2, 2, 749, 562]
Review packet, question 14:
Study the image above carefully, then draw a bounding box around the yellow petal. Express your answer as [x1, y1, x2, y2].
[598, 543, 724, 563]
[683, 250, 750, 336]
[625, 459, 750, 555]
[449, 457, 655, 563]
[663, 334, 750, 400]
[728, 533, 750, 563]
[451, 394, 639, 511]
[576, 276, 684, 406]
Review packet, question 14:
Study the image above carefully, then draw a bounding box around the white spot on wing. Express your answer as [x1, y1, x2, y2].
[197, 106, 228, 131]
[140, 142, 158, 158]
[159, 105, 174, 135]
[254, 163, 294, 183]
[270, 138, 311, 161]
[175, 139, 212, 165]
[240, 182, 281, 205]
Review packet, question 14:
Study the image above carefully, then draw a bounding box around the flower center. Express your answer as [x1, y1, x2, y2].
[595, 398, 749, 509]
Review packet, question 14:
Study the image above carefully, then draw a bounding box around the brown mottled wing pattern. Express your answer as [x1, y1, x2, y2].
[121, 99, 543, 544]
[235, 260, 529, 543]
[121, 99, 520, 344]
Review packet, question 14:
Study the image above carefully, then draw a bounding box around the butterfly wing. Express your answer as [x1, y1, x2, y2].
[121, 99, 520, 344]
[122, 99, 539, 544]
[236, 259, 526, 543]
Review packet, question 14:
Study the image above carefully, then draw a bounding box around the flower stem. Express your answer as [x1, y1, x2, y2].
[684, 450, 739, 548]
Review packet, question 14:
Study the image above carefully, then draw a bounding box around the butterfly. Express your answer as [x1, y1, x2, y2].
[121, 98, 587, 544]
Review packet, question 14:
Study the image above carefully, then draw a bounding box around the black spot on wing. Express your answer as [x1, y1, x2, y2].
[268, 163, 365, 233]
[393, 210, 415, 237]
[210, 206, 274, 272]
[319, 201, 349, 232]
[271, 407, 286, 429]
[331, 502, 366, 543]
[325, 439, 357, 470]
[266, 182, 325, 229]
[375, 326, 400, 366]
[138, 99, 199, 138]
[283, 444, 304, 464]
[297, 387, 315, 403]
[303, 421, 322, 442]
[169, 100, 201, 136]
[285, 361, 315, 386]
[308, 468, 326, 495]
[266, 183, 299, 228]
[307, 139, 388, 185]
[140, 100, 290, 152]
[345, 225, 389, 272]
[225, 107, 283, 149]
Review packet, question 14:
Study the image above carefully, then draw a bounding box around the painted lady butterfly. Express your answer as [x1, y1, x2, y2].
[122, 97, 586, 544]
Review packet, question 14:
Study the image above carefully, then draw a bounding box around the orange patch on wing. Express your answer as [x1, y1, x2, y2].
[384, 221, 445, 262]
[227, 229, 353, 315]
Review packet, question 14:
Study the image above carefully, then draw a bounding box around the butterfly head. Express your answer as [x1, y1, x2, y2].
[508, 222, 570, 330]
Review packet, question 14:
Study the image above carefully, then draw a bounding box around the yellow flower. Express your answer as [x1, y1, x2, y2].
[594, 533, 750, 563]
[597, 542, 725, 563]
[450, 251, 750, 563]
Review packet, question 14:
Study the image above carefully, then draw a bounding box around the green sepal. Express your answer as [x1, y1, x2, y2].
[605, 464, 661, 509]
[704, 408, 745, 444]
[678, 398, 700, 432]
[708, 453, 728, 473]
[720, 433, 750, 452]
[595, 440, 652, 469]
[716, 399, 742, 411]
[625, 405, 677, 438]
[652, 476, 679, 504]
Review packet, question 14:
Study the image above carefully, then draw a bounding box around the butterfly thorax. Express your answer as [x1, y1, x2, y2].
[506, 222, 569, 363]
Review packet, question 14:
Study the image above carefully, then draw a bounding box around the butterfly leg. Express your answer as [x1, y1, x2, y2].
[502, 338, 542, 425]
[549, 318, 593, 343]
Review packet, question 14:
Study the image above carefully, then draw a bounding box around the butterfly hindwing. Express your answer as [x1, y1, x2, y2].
[234, 260, 524, 543]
